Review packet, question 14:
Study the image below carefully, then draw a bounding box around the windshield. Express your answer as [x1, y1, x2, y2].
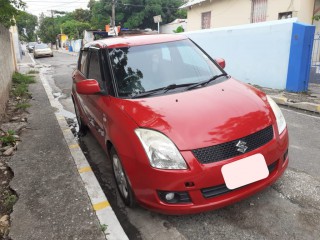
[35, 44, 49, 49]
[108, 39, 224, 98]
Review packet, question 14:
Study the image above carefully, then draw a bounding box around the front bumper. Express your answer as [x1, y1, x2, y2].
[123, 126, 289, 215]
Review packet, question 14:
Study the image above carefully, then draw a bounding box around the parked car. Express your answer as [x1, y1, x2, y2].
[27, 42, 37, 53]
[72, 34, 289, 215]
[33, 43, 53, 58]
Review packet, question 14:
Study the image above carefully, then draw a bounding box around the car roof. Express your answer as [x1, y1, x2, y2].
[85, 34, 188, 49]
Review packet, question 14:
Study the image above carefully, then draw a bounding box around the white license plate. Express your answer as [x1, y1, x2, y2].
[221, 153, 269, 190]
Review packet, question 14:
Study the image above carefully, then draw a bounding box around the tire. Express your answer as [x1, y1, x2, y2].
[51, 54, 54, 57]
[111, 147, 136, 207]
[74, 100, 87, 135]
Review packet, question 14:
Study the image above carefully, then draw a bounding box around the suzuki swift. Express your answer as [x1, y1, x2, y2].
[71, 34, 289, 215]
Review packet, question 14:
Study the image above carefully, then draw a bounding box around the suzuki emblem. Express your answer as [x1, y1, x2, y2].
[236, 140, 248, 153]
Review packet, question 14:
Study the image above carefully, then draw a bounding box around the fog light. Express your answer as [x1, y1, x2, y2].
[157, 190, 191, 204]
[165, 192, 175, 201]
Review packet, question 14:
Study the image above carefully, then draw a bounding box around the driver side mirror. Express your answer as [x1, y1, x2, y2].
[215, 58, 226, 69]
[76, 79, 101, 95]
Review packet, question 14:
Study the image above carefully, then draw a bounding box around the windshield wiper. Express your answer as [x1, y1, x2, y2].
[131, 83, 196, 99]
[185, 73, 229, 91]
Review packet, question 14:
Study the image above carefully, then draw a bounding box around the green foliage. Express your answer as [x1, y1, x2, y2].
[12, 72, 35, 98]
[0, 130, 16, 145]
[314, 15, 320, 21]
[89, 0, 186, 30]
[12, 72, 35, 84]
[15, 10, 37, 42]
[61, 20, 91, 39]
[0, 0, 25, 28]
[173, 25, 184, 33]
[37, 16, 60, 43]
[27, 69, 39, 74]
[101, 224, 108, 232]
[15, 101, 31, 110]
[3, 191, 17, 209]
[13, 83, 28, 97]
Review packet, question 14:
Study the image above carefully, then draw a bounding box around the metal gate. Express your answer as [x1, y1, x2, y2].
[310, 33, 320, 84]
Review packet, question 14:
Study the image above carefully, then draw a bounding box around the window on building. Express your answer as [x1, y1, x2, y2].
[251, 0, 267, 23]
[201, 11, 211, 29]
[279, 11, 293, 20]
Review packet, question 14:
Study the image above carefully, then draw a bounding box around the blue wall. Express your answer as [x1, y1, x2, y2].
[286, 23, 315, 92]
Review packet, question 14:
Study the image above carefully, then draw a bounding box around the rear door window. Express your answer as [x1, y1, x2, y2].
[87, 49, 103, 87]
[79, 50, 89, 77]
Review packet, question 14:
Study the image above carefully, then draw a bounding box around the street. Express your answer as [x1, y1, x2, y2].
[34, 52, 320, 240]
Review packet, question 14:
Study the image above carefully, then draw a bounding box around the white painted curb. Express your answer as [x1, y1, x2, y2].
[38, 66, 129, 240]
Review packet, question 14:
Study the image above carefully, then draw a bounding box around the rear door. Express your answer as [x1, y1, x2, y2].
[85, 47, 107, 145]
[73, 48, 90, 124]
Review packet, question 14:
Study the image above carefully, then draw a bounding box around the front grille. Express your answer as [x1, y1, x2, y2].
[201, 160, 278, 199]
[192, 125, 274, 164]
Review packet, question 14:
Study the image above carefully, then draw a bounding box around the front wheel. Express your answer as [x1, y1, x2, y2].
[111, 147, 135, 207]
[74, 100, 87, 134]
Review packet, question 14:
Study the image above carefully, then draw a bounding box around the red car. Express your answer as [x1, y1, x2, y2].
[72, 34, 288, 215]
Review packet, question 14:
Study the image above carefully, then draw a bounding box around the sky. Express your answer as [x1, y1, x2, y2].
[24, 0, 90, 17]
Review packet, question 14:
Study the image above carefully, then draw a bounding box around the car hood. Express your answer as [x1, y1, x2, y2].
[115, 78, 274, 150]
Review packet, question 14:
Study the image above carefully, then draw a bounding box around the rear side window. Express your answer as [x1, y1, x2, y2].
[88, 50, 103, 86]
[79, 50, 89, 76]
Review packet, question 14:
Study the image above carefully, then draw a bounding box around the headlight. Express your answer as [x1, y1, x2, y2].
[267, 96, 286, 134]
[135, 129, 187, 170]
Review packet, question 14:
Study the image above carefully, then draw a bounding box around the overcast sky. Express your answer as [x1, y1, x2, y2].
[24, 0, 90, 17]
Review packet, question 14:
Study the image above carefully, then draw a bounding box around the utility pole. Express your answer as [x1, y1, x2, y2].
[112, 0, 116, 28]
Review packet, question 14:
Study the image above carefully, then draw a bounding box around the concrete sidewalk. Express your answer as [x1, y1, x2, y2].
[54, 48, 78, 57]
[8, 72, 106, 240]
[7, 54, 128, 239]
[257, 84, 320, 114]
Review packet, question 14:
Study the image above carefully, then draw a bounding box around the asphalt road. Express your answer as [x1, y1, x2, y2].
[35, 52, 320, 240]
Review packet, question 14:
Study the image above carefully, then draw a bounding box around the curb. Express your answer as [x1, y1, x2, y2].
[270, 95, 320, 114]
[53, 49, 78, 57]
[37, 66, 128, 240]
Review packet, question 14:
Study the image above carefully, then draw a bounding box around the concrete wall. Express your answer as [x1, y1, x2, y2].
[10, 25, 22, 63]
[0, 24, 15, 117]
[184, 19, 295, 90]
[186, 0, 314, 31]
[160, 20, 188, 34]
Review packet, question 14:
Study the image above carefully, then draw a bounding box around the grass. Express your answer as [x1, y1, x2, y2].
[0, 130, 16, 145]
[11, 72, 35, 107]
[12, 72, 35, 84]
[101, 224, 108, 232]
[12, 83, 29, 97]
[3, 191, 17, 210]
[15, 102, 31, 110]
[27, 69, 39, 74]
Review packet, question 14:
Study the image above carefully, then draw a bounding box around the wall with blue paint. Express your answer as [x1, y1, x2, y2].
[286, 23, 315, 92]
[184, 18, 315, 92]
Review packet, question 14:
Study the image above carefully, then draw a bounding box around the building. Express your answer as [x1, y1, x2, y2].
[181, 0, 316, 31]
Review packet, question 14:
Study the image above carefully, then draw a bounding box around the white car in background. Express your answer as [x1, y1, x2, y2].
[33, 43, 53, 58]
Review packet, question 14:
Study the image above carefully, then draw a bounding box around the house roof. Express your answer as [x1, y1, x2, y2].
[179, 0, 207, 9]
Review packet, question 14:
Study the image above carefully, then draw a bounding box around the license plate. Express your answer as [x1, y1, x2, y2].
[221, 154, 269, 190]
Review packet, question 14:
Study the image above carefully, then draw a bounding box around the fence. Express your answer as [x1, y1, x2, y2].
[310, 33, 320, 84]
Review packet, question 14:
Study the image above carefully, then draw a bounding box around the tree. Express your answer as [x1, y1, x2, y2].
[15, 10, 37, 42]
[0, 0, 25, 28]
[37, 16, 60, 43]
[88, 0, 186, 30]
[61, 20, 91, 39]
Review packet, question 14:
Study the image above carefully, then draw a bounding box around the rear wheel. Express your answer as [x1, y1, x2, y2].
[111, 147, 135, 207]
[74, 100, 87, 134]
